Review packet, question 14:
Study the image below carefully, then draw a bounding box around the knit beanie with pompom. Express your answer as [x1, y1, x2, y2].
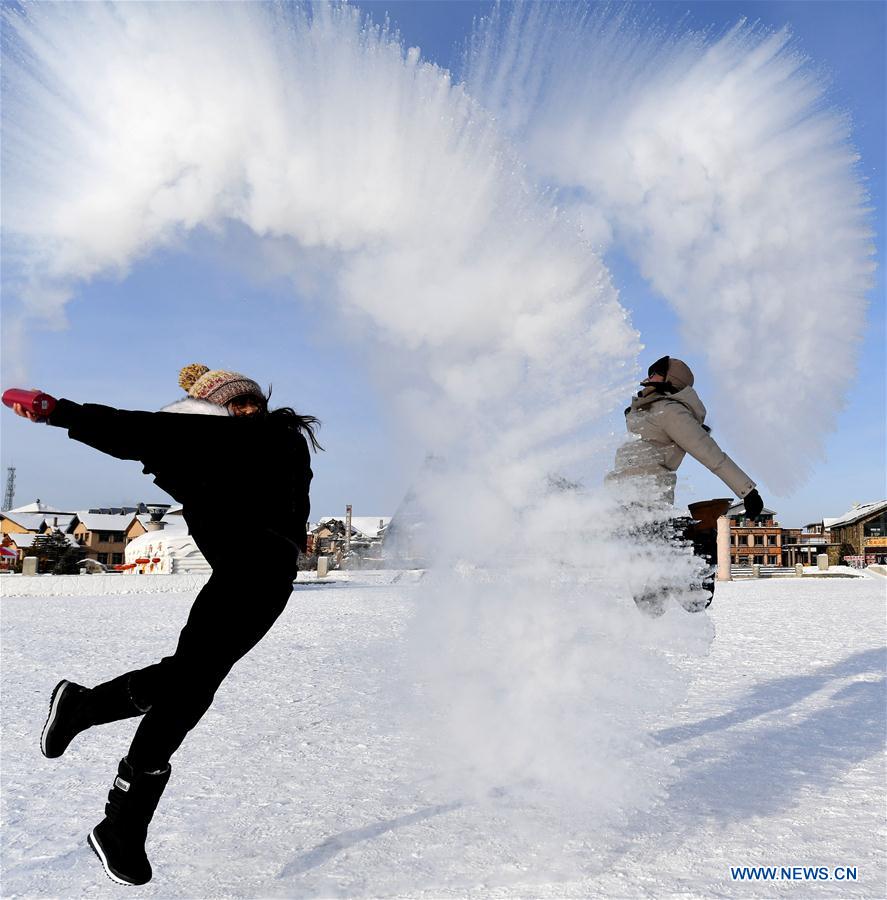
[178, 363, 264, 408]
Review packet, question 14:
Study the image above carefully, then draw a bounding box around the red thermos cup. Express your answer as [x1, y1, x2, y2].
[2, 388, 57, 417]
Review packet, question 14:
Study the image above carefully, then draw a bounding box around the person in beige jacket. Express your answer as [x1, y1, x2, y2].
[610, 355, 763, 616]
[610, 355, 763, 516]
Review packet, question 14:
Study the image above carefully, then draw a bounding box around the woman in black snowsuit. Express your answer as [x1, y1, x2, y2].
[10, 363, 318, 886]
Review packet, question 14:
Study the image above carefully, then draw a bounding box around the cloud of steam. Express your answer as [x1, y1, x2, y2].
[2, 0, 635, 437]
[2, 0, 839, 845]
[465, 3, 874, 493]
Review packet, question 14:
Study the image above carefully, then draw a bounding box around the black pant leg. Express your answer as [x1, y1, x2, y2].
[126, 571, 227, 708]
[126, 569, 293, 770]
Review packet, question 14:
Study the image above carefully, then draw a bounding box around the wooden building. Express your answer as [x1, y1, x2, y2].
[828, 501, 887, 566]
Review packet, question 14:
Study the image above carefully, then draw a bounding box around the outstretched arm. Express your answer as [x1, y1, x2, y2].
[659, 401, 756, 499]
[44, 399, 149, 461]
[8, 392, 236, 467]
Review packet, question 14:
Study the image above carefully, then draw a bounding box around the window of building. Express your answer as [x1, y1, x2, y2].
[98, 553, 108, 565]
[768, 556, 778, 565]
[753, 555, 764, 564]
[864, 512, 887, 538]
[754, 536, 764, 546]
[767, 535, 778, 546]
[111, 553, 124, 565]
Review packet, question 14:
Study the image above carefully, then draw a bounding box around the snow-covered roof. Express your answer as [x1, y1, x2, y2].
[727, 502, 778, 518]
[1, 512, 48, 532]
[43, 514, 76, 530]
[70, 512, 139, 532]
[828, 500, 887, 529]
[2, 533, 40, 548]
[6, 499, 72, 515]
[349, 517, 390, 538]
[315, 516, 391, 539]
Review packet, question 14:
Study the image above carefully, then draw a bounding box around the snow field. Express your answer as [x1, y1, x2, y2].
[1, 573, 884, 898]
[0, 573, 211, 597]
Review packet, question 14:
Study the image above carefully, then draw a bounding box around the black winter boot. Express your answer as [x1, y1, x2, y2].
[41, 676, 148, 759]
[87, 758, 171, 885]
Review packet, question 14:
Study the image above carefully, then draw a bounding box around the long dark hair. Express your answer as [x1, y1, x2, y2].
[264, 386, 323, 452]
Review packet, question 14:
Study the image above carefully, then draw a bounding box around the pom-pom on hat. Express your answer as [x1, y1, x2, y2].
[178, 363, 264, 408]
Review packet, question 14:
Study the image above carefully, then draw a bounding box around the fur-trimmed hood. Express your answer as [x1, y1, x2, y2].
[629, 385, 706, 422]
[160, 397, 231, 416]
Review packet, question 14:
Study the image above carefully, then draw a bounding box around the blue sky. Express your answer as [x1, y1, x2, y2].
[1, 0, 883, 527]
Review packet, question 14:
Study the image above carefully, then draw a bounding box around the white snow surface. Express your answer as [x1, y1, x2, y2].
[1, 574, 885, 898]
[0, 573, 210, 597]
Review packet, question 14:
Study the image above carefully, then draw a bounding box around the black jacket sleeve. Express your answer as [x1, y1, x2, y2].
[48, 399, 254, 500]
[49, 399, 167, 463]
[49, 401, 313, 552]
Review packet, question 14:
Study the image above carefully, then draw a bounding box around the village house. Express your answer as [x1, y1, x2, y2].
[2, 531, 43, 565]
[2, 501, 75, 539]
[827, 501, 887, 566]
[1, 530, 82, 567]
[306, 516, 390, 567]
[0, 511, 52, 537]
[0, 544, 17, 571]
[67, 512, 147, 567]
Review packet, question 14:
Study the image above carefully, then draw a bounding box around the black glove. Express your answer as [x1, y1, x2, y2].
[743, 489, 763, 518]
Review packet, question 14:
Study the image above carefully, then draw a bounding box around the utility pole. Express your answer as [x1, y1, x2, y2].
[3, 466, 15, 511]
[345, 504, 352, 554]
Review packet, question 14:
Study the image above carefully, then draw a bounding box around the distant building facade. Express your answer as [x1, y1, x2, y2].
[780, 521, 839, 566]
[67, 513, 147, 567]
[828, 501, 887, 566]
[727, 503, 784, 566]
[307, 516, 390, 568]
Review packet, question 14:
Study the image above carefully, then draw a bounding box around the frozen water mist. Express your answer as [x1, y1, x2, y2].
[466, 2, 874, 492]
[4, 0, 717, 847]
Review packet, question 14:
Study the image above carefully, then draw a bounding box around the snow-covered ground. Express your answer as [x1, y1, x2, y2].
[1, 572, 884, 898]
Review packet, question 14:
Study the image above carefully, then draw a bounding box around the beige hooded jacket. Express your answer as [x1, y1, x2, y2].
[610, 384, 756, 506]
